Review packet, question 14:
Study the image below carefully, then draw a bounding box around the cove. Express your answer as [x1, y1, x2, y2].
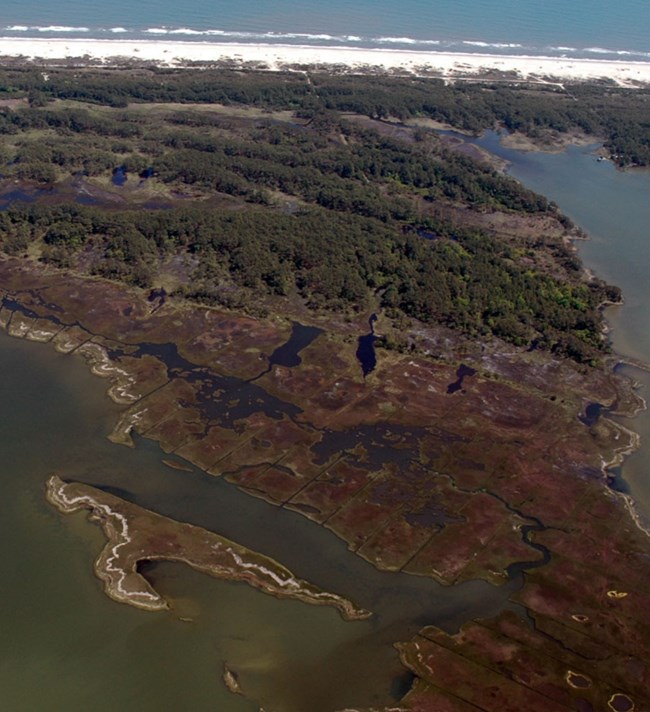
[474, 131, 650, 522]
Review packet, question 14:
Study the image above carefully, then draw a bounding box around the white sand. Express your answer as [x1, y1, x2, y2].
[1, 37, 650, 86]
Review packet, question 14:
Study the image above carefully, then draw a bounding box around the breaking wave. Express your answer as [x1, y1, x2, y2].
[0, 24, 648, 60]
[5, 24, 90, 33]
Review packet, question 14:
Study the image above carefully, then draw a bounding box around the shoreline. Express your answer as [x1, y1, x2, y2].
[0, 38, 649, 86]
[46, 474, 372, 620]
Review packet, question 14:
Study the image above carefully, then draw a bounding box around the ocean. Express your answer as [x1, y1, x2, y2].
[0, 0, 648, 61]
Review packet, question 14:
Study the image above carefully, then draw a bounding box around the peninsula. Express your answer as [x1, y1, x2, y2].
[46, 474, 370, 620]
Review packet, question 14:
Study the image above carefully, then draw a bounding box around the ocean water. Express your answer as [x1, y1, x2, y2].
[0, 0, 648, 60]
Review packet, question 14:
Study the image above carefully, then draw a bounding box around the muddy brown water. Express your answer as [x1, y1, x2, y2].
[0, 328, 520, 712]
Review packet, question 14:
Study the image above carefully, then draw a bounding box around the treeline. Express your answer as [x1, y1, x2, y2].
[0, 66, 648, 165]
[0, 203, 615, 362]
[0, 67, 311, 109]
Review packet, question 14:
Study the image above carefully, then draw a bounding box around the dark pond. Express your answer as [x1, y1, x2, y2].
[446, 364, 477, 394]
[112, 166, 127, 186]
[356, 313, 378, 377]
[579, 402, 604, 427]
[609, 693, 634, 712]
[265, 322, 323, 370]
[0, 186, 50, 208]
[416, 228, 440, 241]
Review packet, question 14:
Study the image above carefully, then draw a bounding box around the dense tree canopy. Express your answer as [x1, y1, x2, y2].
[0, 66, 627, 362]
[0, 66, 647, 165]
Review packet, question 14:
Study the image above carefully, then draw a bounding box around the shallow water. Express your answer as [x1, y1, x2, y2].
[0, 329, 517, 711]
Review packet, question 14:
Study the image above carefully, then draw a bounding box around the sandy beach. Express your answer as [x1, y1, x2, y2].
[1, 37, 650, 86]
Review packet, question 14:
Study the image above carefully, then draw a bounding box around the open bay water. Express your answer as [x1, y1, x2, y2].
[0, 0, 649, 60]
[0, 333, 254, 712]
[473, 132, 650, 521]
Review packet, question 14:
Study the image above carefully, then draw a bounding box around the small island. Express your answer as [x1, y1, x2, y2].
[46, 474, 370, 620]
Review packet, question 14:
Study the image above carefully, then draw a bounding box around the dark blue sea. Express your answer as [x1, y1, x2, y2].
[1, 0, 648, 61]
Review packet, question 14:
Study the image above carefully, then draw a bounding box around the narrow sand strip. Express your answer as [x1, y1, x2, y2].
[1, 38, 649, 86]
